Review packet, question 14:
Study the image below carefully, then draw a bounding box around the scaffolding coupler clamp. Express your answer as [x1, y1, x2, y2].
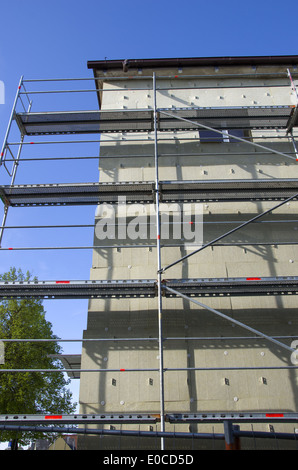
[0, 190, 10, 208]
[161, 279, 168, 296]
[152, 186, 162, 203]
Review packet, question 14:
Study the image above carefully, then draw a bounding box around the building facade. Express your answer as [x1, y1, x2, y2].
[77, 56, 298, 449]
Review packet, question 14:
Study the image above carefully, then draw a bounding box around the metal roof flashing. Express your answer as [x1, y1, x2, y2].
[87, 55, 298, 73]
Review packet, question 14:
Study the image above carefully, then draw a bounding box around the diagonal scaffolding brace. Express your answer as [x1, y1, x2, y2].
[159, 191, 298, 273]
[163, 285, 296, 354]
[158, 110, 297, 162]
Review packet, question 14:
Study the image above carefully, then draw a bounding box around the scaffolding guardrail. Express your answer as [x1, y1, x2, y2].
[1, 68, 298, 449]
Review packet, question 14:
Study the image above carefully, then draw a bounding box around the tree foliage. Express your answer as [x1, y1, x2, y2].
[0, 267, 77, 447]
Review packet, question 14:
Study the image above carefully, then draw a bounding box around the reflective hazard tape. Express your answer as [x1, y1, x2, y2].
[44, 415, 63, 420]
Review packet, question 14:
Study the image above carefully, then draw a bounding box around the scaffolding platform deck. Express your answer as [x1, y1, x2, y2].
[159, 179, 298, 203]
[0, 413, 159, 425]
[0, 182, 155, 206]
[164, 277, 298, 297]
[0, 412, 297, 425]
[1, 179, 298, 206]
[15, 106, 296, 135]
[167, 412, 298, 424]
[0, 276, 297, 299]
[0, 279, 156, 299]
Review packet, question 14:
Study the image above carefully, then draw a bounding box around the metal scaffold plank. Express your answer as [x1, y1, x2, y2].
[167, 412, 298, 424]
[0, 279, 157, 299]
[158, 106, 295, 131]
[15, 110, 153, 135]
[14, 106, 295, 136]
[0, 182, 155, 206]
[0, 413, 160, 425]
[163, 276, 298, 297]
[159, 179, 298, 203]
[0, 276, 298, 299]
[1, 179, 298, 206]
[0, 412, 297, 426]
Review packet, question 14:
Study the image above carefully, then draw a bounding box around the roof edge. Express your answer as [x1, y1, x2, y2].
[87, 55, 298, 71]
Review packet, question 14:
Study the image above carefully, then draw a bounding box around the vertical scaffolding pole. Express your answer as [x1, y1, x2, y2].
[0, 89, 32, 247]
[153, 72, 165, 450]
[0, 76, 24, 247]
[287, 69, 298, 162]
[224, 421, 241, 450]
[0, 135, 24, 247]
[0, 76, 24, 166]
[287, 68, 298, 104]
[289, 130, 298, 161]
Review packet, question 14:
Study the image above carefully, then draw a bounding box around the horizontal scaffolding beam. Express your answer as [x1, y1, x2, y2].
[1, 179, 298, 206]
[3, 423, 298, 443]
[167, 412, 298, 424]
[0, 424, 226, 442]
[0, 413, 159, 425]
[1, 365, 297, 374]
[14, 106, 295, 136]
[0, 411, 297, 426]
[1, 334, 297, 342]
[0, 276, 298, 299]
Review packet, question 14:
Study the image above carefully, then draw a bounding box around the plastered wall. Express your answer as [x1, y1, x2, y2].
[78, 64, 298, 449]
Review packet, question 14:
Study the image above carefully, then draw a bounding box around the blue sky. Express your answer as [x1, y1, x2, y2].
[0, 0, 298, 412]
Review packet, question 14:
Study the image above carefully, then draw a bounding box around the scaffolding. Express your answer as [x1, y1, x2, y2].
[1, 61, 298, 450]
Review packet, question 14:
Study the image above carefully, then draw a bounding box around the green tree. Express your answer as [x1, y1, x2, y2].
[0, 267, 77, 449]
